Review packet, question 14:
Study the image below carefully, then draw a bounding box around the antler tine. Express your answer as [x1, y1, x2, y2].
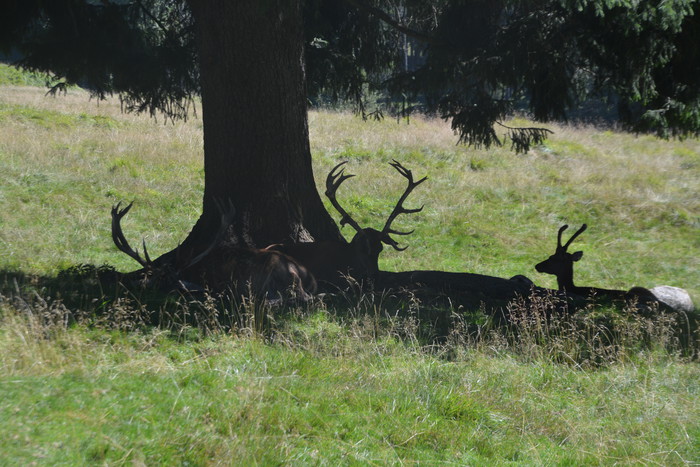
[110, 201, 152, 268]
[390, 159, 428, 186]
[385, 228, 415, 236]
[383, 236, 408, 251]
[556, 224, 568, 250]
[563, 223, 587, 250]
[381, 160, 427, 250]
[324, 161, 364, 233]
[142, 239, 152, 264]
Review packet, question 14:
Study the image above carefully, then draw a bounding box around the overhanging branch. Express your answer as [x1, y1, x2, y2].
[135, 0, 170, 36]
[342, 0, 446, 47]
[496, 121, 553, 153]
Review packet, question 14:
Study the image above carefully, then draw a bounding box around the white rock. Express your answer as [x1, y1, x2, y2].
[649, 285, 695, 313]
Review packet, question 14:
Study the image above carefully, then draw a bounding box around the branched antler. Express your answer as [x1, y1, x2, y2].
[325, 161, 364, 233]
[381, 160, 427, 250]
[324, 160, 426, 251]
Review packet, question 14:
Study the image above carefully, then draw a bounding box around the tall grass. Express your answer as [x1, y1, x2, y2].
[1, 68, 699, 464]
[0, 286, 698, 464]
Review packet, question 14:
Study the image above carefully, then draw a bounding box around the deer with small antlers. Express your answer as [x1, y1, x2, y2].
[111, 201, 316, 301]
[535, 224, 654, 302]
[272, 160, 427, 287]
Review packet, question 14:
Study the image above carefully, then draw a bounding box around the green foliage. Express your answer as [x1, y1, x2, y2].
[3, 1, 699, 148]
[0, 63, 47, 86]
[1, 0, 198, 120]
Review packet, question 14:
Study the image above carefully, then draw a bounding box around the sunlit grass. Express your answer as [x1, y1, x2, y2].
[0, 299, 698, 465]
[1, 83, 697, 299]
[1, 68, 699, 464]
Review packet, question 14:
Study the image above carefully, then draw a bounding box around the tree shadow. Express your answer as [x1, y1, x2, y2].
[1, 264, 697, 361]
[1, 265, 206, 332]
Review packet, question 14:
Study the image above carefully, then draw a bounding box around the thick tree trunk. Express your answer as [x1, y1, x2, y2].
[180, 0, 341, 255]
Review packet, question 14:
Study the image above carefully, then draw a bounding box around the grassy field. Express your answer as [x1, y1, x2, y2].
[1, 65, 699, 464]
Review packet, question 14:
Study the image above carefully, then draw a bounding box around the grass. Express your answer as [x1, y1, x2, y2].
[0, 64, 53, 87]
[308, 113, 699, 295]
[1, 63, 699, 464]
[0, 74, 698, 296]
[1, 297, 699, 465]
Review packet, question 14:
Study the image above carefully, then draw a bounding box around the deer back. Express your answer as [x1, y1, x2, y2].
[183, 245, 316, 300]
[269, 236, 378, 286]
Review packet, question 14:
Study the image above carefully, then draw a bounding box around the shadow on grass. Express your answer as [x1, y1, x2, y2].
[0, 264, 490, 338]
[1, 264, 698, 363]
[0, 264, 226, 334]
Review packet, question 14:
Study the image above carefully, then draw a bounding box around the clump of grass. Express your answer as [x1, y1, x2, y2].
[5, 268, 695, 368]
[0, 63, 52, 87]
[493, 293, 692, 366]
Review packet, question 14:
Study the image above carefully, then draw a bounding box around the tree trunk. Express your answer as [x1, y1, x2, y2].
[180, 0, 341, 256]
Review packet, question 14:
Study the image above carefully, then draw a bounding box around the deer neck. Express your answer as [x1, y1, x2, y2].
[557, 266, 577, 293]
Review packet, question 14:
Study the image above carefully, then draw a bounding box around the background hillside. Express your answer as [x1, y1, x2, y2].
[1, 66, 698, 299]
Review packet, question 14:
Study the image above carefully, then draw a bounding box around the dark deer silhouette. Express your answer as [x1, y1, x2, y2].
[111, 201, 316, 301]
[273, 160, 427, 286]
[535, 224, 653, 301]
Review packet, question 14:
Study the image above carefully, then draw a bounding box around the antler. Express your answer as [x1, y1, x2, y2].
[557, 223, 587, 251]
[380, 160, 427, 251]
[111, 201, 153, 268]
[325, 161, 364, 234]
[556, 225, 568, 250]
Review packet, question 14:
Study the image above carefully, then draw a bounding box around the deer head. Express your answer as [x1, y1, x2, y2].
[325, 160, 427, 273]
[534, 223, 662, 306]
[535, 224, 587, 291]
[270, 160, 426, 286]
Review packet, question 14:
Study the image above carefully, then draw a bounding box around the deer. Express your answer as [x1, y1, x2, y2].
[111, 201, 316, 301]
[534, 224, 655, 304]
[271, 160, 427, 287]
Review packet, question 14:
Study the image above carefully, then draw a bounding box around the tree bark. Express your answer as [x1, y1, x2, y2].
[180, 0, 342, 255]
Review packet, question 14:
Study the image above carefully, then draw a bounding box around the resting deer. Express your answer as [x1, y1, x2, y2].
[111, 201, 316, 301]
[272, 160, 427, 286]
[535, 224, 654, 302]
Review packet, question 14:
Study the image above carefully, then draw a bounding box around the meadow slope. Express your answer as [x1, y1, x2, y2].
[0, 83, 697, 298]
[1, 74, 699, 464]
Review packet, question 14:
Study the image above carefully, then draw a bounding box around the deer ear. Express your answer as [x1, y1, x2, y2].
[572, 251, 583, 261]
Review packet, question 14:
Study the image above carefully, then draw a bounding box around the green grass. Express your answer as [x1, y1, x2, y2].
[1, 306, 698, 465]
[0, 63, 51, 87]
[1, 66, 699, 464]
[307, 114, 699, 297]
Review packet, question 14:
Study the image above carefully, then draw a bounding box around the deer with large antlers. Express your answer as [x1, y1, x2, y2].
[535, 224, 655, 302]
[272, 160, 427, 287]
[111, 201, 316, 301]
